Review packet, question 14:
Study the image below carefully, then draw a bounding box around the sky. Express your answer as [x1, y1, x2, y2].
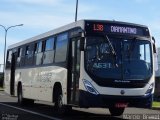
[0, 0, 160, 70]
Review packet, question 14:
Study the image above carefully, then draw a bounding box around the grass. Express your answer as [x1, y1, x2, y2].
[152, 101, 160, 107]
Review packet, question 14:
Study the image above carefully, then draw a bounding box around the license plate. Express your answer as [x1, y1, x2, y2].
[115, 103, 128, 108]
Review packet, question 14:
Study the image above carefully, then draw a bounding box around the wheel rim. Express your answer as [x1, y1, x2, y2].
[58, 95, 63, 108]
[18, 88, 22, 103]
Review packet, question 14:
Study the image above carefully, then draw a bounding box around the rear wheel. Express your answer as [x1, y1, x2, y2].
[17, 85, 25, 105]
[17, 85, 34, 106]
[109, 107, 125, 116]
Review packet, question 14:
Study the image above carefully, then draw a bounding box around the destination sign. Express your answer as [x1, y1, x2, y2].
[85, 21, 150, 37]
[111, 26, 137, 34]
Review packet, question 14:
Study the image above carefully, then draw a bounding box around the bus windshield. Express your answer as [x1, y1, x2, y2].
[85, 36, 152, 81]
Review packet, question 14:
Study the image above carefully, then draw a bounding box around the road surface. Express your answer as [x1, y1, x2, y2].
[0, 91, 159, 120]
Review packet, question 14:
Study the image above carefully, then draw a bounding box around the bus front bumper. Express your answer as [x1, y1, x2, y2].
[79, 90, 153, 109]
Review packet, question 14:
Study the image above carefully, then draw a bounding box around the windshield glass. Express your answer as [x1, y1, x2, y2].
[85, 36, 152, 80]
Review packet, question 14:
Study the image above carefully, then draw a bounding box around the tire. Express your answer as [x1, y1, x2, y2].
[54, 90, 72, 115]
[17, 85, 24, 105]
[17, 85, 34, 106]
[109, 107, 125, 116]
[54, 90, 65, 114]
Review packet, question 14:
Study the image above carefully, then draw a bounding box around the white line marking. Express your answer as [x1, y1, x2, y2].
[0, 103, 62, 120]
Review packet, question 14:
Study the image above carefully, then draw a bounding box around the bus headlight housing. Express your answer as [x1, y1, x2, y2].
[145, 83, 154, 96]
[83, 79, 99, 95]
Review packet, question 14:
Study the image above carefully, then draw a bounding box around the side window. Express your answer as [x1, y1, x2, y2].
[145, 44, 151, 63]
[42, 40, 46, 52]
[17, 48, 22, 67]
[38, 41, 42, 53]
[18, 48, 22, 57]
[25, 46, 29, 55]
[34, 43, 38, 54]
[35, 41, 43, 65]
[140, 44, 151, 63]
[55, 33, 68, 63]
[140, 45, 145, 60]
[6, 50, 12, 68]
[45, 38, 54, 51]
[8, 51, 12, 61]
[43, 37, 55, 64]
[24, 44, 34, 66]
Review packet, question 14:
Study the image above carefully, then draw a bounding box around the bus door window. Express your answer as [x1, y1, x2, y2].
[10, 51, 16, 95]
[71, 39, 80, 104]
[25, 45, 29, 66]
[76, 40, 80, 74]
[33, 43, 38, 65]
[19, 46, 25, 67]
[55, 33, 68, 63]
[17, 48, 22, 67]
[6, 50, 12, 69]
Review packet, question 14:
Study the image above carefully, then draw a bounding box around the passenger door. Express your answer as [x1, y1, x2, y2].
[10, 52, 16, 95]
[68, 38, 81, 105]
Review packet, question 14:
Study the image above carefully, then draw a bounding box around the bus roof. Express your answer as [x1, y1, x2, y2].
[8, 19, 148, 49]
[8, 20, 85, 49]
[85, 19, 148, 28]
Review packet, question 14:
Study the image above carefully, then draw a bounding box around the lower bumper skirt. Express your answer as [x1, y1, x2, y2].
[79, 90, 153, 109]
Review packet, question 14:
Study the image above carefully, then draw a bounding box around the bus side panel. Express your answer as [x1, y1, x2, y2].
[14, 66, 67, 104]
[4, 70, 11, 95]
[37, 66, 67, 104]
[16, 68, 33, 99]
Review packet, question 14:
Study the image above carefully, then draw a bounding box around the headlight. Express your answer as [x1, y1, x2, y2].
[83, 79, 99, 95]
[145, 83, 154, 96]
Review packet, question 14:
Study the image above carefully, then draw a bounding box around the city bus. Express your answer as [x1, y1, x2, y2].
[4, 20, 157, 116]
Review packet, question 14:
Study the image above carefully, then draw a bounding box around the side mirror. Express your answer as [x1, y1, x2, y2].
[152, 36, 157, 53]
[152, 36, 155, 43]
[80, 37, 85, 51]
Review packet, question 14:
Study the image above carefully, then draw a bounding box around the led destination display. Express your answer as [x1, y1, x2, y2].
[86, 21, 150, 37]
[110, 26, 137, 34]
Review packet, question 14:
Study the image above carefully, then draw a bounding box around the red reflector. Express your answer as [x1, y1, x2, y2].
[115, 103, 128, 108]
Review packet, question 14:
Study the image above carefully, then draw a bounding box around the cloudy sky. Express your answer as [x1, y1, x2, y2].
[0, 0, 160, 70]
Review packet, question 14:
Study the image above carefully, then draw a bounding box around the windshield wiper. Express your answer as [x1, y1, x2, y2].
[105, 35, 117, 56]
[127, 37, 137, 60]
[104, 35, 118, 67]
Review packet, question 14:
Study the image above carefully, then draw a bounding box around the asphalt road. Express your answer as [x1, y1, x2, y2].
[0, 91, 160, 120]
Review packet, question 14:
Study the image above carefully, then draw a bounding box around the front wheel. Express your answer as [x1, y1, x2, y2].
[54, 91, 72, 114]
[109, 107, 125, 116]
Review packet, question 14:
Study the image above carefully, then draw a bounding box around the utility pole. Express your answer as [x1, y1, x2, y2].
[75, 0, 78, 22]
[0, 24, 23, 74]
